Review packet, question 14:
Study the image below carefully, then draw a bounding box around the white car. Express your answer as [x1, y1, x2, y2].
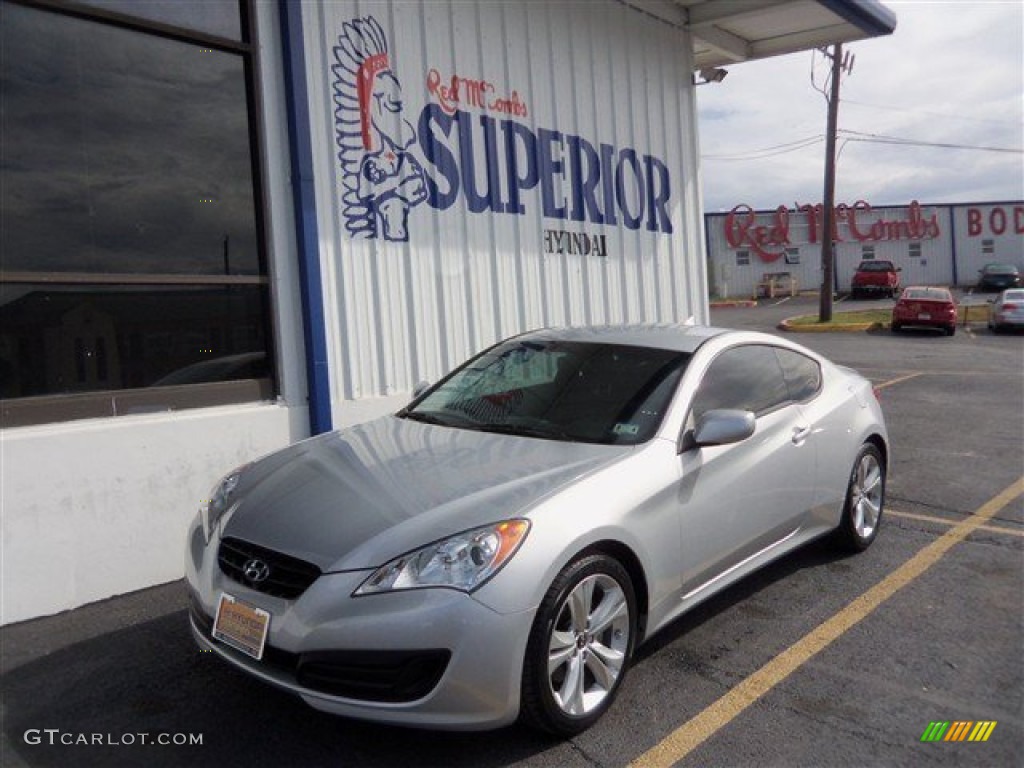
[186, 325, 888, 734]
[988, 288, 1024, 332]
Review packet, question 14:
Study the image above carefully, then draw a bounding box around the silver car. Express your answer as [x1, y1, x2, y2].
[186, 325, 888, 734]
[988, 288, 1024, 332]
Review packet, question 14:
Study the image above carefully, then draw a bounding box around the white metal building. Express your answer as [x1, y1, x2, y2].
[706, 200, 1024, 298]
[0, 0, 896, 625]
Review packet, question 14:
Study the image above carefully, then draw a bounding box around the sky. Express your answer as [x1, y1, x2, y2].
[696, 0, 1024, 213]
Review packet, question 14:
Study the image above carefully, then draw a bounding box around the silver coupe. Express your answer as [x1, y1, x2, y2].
[186, 325, 888, 734]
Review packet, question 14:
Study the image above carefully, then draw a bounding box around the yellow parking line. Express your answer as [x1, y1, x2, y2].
[888, 508, 1024, 538]
[875, 372, 924, 390]
[629, 476, 1024, 768]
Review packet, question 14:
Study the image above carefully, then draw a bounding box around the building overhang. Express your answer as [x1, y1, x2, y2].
[623, 0, 897, 70]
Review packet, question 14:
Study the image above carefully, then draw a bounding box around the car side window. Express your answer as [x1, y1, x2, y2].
[774, 348, 821, 403]
[690, 345, 790, 422]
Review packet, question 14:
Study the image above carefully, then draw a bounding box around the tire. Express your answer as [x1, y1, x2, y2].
[834, 443, 885, 552]
[520, 553, 636, 736]
[945, 325, 956, 336]
[891, 322, 902, 333]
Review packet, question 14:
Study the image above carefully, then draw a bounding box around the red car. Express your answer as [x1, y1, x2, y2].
[891, 287, 958, 336]
[851, 260, 901, 298]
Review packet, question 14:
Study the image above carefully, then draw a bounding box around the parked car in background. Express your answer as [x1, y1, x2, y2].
[976, 263, 1021, 292]
[186, 325, 888, 735]
[851, 260, 901, 298]
[988, 288, 1024, 333]
[891, 287, 958, 336]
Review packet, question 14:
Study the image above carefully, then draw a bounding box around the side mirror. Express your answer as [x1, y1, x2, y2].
[412, 380, 431, 398]
[679, 409, 756, 452]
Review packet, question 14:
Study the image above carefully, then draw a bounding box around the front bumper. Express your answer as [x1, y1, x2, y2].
[186, 521, 534, 730]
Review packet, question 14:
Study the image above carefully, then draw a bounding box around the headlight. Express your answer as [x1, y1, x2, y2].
[354, 520, 530, 595]
[200, 465, 249, 544]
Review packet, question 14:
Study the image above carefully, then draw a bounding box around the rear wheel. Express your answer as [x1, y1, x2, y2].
[834, 443, 885, 552]
[891, 322, 902, 333]
[945, 325, 956, 336]
[520, 554, 636, 736]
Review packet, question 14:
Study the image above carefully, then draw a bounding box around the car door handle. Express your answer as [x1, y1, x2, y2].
[792, 426, 811, 445]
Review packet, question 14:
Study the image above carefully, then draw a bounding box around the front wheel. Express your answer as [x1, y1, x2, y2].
[520, 554, 636, 735]
[945, 325, 956, 336]
[834, 443, 886, 552]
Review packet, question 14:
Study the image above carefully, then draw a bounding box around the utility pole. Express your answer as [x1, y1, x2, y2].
[819, 43, 845, 323]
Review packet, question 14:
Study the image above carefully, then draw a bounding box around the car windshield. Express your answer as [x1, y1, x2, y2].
[903, 288, 950, 301]
[984, 264, 1018, 275]
[857, 261, 895, 272]
[401, 339, 691, 445]
[1002, 290, 1024, 301]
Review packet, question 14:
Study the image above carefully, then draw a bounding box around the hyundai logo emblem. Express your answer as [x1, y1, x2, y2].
[242, 558, 271, 584]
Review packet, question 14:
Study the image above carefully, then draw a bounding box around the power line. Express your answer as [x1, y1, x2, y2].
[838, 129, 1023, 154]
[702, 135, 824, 160]
[842, 97, 1021, 126]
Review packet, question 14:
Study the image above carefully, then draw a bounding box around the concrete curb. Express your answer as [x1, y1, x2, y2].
[778, 316, 884, 333]
[710, 300, 758, 309]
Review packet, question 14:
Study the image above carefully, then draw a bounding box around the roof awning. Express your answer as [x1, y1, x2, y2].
[688, 0, 896, 68]
[627, 0, 897, 70]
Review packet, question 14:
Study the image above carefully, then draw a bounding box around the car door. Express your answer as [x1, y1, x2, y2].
[675, 344, 817, 600]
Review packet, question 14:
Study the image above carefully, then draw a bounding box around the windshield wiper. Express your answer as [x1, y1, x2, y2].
[400, 411, 454, 427]
[466, 422, 576, 442]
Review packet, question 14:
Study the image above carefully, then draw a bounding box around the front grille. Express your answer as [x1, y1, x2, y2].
[217, 537, 322, 599]
[189, 599, 450, 703]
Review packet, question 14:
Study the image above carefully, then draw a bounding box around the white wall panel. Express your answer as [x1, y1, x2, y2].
[303, 0, 701, 415]
[951, 203, 1024, 285]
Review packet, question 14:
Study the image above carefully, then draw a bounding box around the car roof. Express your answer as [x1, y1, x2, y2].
[519, 323, 729, 354]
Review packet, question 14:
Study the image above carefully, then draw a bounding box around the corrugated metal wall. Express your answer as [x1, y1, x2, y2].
[704, 202, 1020, 298]
[951, 203, 1024, 285]
[301, 0, 704, 411]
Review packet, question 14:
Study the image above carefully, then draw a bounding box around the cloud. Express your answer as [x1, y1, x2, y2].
[698, 1, 1024, 212]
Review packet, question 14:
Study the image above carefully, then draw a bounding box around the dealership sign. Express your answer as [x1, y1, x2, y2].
[332, 16, 673, 245]
[725, 201, 941, 262]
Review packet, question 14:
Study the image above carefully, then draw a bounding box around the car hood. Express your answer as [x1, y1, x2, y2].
[221, 415, 631, 572]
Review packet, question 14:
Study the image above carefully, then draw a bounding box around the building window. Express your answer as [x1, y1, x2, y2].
[908, 242, 922, 259]
[861, 245, 876, 260]
[1, 1, 273, 427]
[982, 239, 995, 255]
[736, 251, 751, 266]
[784, 248, 800, 265]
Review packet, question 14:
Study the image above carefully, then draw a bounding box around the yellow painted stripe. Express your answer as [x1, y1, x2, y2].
[968, 722, 986, 741]
[887, 509, 1024, 538]
[629, 477, 1024, 768]
[874, 372, 924, 390]
[980, 721, 997, 742]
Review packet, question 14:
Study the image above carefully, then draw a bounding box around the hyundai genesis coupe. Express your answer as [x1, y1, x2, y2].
[186, 325, 888, 735]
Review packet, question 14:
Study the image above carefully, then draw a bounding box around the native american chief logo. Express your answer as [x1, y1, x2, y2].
[333, 17, 426, 242]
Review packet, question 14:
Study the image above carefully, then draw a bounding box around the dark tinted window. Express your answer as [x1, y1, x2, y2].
[408, 340, 690, 445]
[857, 261, 895, 272]
[2, 6, 259, 275]
[70, 0, 243, 40]
[690, 346, 790, 420]
[774, 348, 821, 403]
[0, 2, 270, 424]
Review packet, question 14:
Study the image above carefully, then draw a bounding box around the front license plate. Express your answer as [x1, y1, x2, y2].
[918, 313, 931, 320]
[213, 593, 270, 660]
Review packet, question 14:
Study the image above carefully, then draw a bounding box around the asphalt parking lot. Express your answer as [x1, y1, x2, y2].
[2, 298, 1022, 768]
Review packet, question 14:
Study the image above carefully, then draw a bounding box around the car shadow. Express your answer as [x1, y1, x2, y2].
[1, 608, 557, 768]
[1, 539, 862, 768]
[634, 535, 854, 663]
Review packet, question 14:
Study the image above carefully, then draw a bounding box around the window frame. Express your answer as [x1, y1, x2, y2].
[0, 0, 277, 428]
